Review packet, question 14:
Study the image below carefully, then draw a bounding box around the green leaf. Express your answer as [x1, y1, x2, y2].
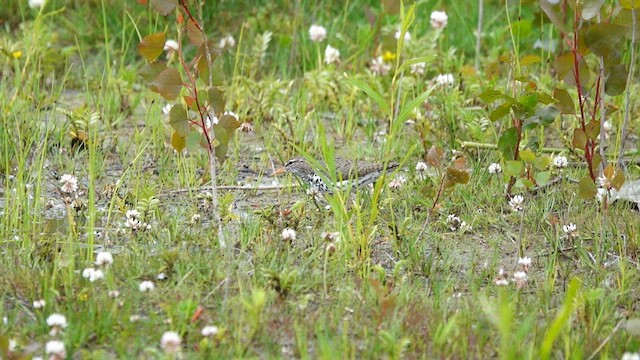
[554, 53, 590, 87]
[479, 89, 505, 103]
[572, 128, 587, 150]
[345, 76, 391, 116]
[585, 23, 629, 56]
[578, 176, 598, 199]
[186, 131, 202, 151]
[553, 88, 575, 114]
[520, 54, 542, 66]
[151, 0, 177, 15]
[519, 148, 535, 162]
[149, 68, 182, 101]
[489, 102, 513, 121]
[168, 104, 190, 136]
[171, 131, 186, 152]
[535, 171, 551, 186]
[138, 32, 165, 62]
[498, 127, 518, 159]
[533, 155, 551, 170]
[444, 167, 469, 188]
[605, 64, 627, 96]
[208, 87, 225, 115]
[620, 0, 640, 9]
[523, 106, 559, 130]
[504, 160, 524, 177]
[582, 0, 605, 20]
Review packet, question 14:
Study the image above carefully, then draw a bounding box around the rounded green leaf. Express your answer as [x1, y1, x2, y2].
[578, 176, 598, 199]
[149, 68, 183, 100]
[169, 104, 190, 137]
[138, 32, 165, 62]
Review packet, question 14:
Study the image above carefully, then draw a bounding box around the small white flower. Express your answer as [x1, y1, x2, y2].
[513, 271, 528, 288]
[201, 325, 219, 336]
[129, 314, 143, 323]
[324, 45, 340, 64]
[29, 0, 46, 9]
[518, 257, 532, 268]
[494, 269, 509, 286]
[562, 223, 578, 238]
[95, 251, 113, 266]
[488, 163, 502, 174]
[389, 175, 407, 189]
[157, 272, 167, 280]
[410, 62, 425, 75]
[45, 340, 66, 359]
[190, 213, 201, 224]
[2, 316, 7, 325]
[415, 161, 428, 172]
[60, 174, 78, 193]
[281, 228, 297, 241]
[622, 352, 640, 360]
[46, 313, 67, 328]
[33, 299, 46, 309]
[139, 280, 155, 292]
[369, 56, 391, 76]
[82, 268, 105, 282]
[509, 195, 524, 212]
[108, 290, 120, 298]
[553, 155, 568, 168]
[9, 339, 16, 352]
[430, 11, 448, 29]
[218, 34, 236, 49]
[126, 209, 140, 219]
[162, 103, 173, 115]
[160, 331, 182, 353]
[164, 39, 179, 52]
[434, 73, 454, 87]
[394, 30, 411, 42]
[309, 25, 327, 42]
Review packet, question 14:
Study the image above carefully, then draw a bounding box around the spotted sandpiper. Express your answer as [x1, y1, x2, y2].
[273, 157, 399, 194]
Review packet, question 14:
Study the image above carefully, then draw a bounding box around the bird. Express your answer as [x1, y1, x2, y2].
[273, 156, 400, 194]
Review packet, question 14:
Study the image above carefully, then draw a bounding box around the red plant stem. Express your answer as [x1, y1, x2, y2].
[179, 0, 203, 32]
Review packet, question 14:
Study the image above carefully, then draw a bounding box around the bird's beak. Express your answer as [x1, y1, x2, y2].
[272, 166, 286, 176]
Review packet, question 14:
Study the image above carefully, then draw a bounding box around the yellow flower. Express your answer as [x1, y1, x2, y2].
[11, 50, 22, 59]
[382, 51, 396, 62]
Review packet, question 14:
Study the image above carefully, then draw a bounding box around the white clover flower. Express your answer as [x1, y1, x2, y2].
[162, 103, 173, 115]
[60, 174, 78, 194]
[494, 268, 509, 286]
[157, 272, 167, 280]
[430, 11, 448, 29]
[139, 280, 155, 292]
[45, 340, 66, 359]
[160, 331, 181, 353]
[82, 268, 105, 282]
[281, 228, 297, 241]
[410, 62, 426, 75]
[446, 214, 466, 231]
[389, 175, 407, 189]
[488, 163, 502, 174]
[434, 73, 454, 87]
[29, 0, 46, 9]
[201, 325, 219, 336]
[369, 56, 391, 76]
[95, 251, 113, 266]
[509, 195, 524, 212]
[518, 257, 532, 268]
[394, 30, 411, 42]
[309, 25, 327, 42]
[164, 39, 179, 52]
[46, 313, 67, 328]
[562, 223, 578, 238]
[126, 209, 140, 219]
[513, 271, 528, 288]
[553, 155, 568, 168]
[622, 353, 640, 360]
[218, 34, 236, 49]
[33, 299, 46, 309]
[324, 45, 340, 64]
[415, 161, 429, 172]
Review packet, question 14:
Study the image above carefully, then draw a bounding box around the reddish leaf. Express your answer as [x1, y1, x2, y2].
[585, 120, 600, 141]
[187, 20, 205, 46]
[149, 68, 182, 100]
[572, 128, 587, 150]
[553, 87, 575, 114]
[426, 146, 444, 167]
[138, 33, 165, 62]
[139, 61, 167, 83]
[150, 0, 177, 15]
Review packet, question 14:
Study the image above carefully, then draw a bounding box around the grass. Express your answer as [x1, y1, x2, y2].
[1, 0, 639, 359]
